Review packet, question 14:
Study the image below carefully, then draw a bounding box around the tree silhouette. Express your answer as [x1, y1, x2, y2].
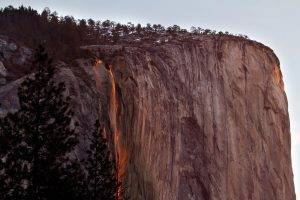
[0, 5, 248, 65]
[0, 45, 82, 200]
[84, 120, 118, 200]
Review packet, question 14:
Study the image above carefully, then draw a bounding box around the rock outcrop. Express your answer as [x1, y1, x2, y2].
[0, 36, 295, 200]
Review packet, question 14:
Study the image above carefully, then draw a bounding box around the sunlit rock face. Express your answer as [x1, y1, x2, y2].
[0, 36, 296, 200]
[89, 38, 295, 200]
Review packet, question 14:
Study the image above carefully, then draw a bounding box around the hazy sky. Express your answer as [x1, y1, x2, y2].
[1, 0, 299, 198]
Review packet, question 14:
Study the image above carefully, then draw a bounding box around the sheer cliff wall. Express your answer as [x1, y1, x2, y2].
[0, 36, 295, 200]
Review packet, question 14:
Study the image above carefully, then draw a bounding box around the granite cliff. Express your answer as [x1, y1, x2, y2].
[0, 35, 295, 200]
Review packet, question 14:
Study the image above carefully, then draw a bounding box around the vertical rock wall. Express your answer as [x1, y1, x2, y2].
[101, 38, 295, 200]
[0, 36, 295, 200]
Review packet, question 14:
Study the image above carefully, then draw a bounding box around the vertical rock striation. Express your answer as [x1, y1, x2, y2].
[0, 36, 295, 200]
[90, 37, 295, 200]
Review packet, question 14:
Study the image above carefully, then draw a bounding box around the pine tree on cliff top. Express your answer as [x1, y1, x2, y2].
[0, 45, 83, 200]
[84, 119, 119, 200]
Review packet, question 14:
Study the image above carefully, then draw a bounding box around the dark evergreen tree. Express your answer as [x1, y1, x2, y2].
[84, 120, 118, 200]
[0, 45, 82, 200]
[0, 112, 28, 200]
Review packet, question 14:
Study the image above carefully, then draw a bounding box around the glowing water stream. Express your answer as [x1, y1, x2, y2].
[94, 59, 128, 199]
[108, 66, 128, 199]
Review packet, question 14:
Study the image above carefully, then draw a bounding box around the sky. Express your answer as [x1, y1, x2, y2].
[1, 0, 299, 198]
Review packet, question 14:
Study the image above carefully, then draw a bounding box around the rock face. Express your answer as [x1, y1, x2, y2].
[0, 36, 295, 200]
[0, 61, 7, 85]
[0, 36, 32, 81]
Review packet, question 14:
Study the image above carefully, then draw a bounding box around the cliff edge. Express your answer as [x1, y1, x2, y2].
[0, 36, 295, 200]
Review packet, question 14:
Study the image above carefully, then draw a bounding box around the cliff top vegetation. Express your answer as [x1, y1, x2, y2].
[0, 5, 250, 62]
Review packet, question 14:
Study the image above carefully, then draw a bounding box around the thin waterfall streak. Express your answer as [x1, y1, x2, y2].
[93, 59, 128, 199]
[108, 66, 128, 200]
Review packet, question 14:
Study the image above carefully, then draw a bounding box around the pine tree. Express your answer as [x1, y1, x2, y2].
[0, 45, 82, 200]
[84, 120, 118, 200]
[0, 112, 28, 200]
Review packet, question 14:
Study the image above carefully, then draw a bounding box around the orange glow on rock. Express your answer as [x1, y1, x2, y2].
[95, 58, 103, 65]
[92, 59, 128, 200]
[273, 66, 284, 90]
[108, 66, 128, 200]
[92, 59, 103, 89]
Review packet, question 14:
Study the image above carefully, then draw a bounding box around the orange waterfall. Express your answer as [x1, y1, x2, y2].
[93, 59, 128, 199]
[108, 65, 128, 200]
[92, 59, 103, 89]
